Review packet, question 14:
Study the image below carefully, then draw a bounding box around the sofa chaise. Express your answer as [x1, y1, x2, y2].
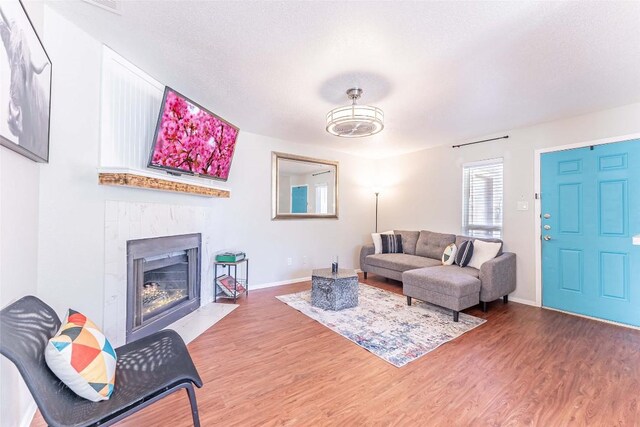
[360, 230, 516, 321]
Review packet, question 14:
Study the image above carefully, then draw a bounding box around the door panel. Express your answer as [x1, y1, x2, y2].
[291, 186, 308, 213]
[599, 180, 627, 235]
[541, 139, 640, 326]
[558, 183, 581, 233]
[559, 249, 582, 293]
[599, 252, 627, 300]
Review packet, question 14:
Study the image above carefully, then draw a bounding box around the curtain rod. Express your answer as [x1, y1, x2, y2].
[452, 135, 509, 149]
[312, 170, 331, 176]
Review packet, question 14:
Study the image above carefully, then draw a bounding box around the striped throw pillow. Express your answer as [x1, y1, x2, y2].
[381, 234, 403, 254]
[455, 240, 474, 267]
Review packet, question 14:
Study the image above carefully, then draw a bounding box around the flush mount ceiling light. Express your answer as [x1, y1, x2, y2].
[326, 88, 384, 138]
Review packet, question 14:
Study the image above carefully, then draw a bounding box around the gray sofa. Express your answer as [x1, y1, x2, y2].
[360, 230, 516, 321]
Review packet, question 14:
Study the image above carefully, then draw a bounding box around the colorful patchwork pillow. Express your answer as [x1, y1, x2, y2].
[44, 309, 117, 402]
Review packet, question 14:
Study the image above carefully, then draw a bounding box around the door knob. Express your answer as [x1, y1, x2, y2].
[544, 235, 552, 241]
[544, 225, 551, 230]
[543, 213, 551, 219]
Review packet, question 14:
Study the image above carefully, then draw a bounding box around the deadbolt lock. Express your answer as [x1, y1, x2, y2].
[543, 213, 551, 219]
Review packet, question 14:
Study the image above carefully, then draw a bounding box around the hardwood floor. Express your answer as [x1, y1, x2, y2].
[32, 274, 640, 426]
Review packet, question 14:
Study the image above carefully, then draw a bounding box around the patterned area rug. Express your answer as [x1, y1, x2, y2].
[277, 284, 486, 367]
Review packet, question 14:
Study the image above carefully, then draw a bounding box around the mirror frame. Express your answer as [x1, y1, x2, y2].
[271, 152, 339, 220]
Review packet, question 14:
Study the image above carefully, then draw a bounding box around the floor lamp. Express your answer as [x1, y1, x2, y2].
[375, 192, 379, 233]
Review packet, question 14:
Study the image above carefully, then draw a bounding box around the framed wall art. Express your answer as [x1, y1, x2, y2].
[0, 0, 52, 162]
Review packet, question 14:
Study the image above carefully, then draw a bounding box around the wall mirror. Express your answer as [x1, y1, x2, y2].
[272, 152, 339, 220]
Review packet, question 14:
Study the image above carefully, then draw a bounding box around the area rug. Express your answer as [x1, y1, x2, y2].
[276, 284, 485, 367]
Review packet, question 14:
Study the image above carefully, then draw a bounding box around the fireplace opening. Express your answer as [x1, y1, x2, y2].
[127, 234, 201, 343]
[142, 251, 189, 319]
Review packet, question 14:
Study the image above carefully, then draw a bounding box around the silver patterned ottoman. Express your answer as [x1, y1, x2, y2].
[311, 268, 359, 311]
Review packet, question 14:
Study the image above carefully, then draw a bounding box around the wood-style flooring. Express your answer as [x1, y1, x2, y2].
[32, 274, 640, 426]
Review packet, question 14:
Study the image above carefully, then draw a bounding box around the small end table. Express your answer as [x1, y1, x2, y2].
[311, 268, 358, 311]
[214, 258, 249, 303]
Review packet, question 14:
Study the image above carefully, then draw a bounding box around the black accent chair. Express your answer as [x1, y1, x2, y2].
[0, 296, 203, 427]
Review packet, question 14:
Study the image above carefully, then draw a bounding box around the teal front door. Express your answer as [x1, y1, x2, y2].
[541, 139, 640, 326]
[291, 185, 308, 213]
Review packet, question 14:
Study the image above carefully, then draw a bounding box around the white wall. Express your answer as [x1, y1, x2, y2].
[0, 2, 45, 425]
[0, 148, 40, 427]
[378, 102, 640, 304]
[36, 5, 105, 324]
[223, 133, 373, 280]
[278, 174, 291, 212]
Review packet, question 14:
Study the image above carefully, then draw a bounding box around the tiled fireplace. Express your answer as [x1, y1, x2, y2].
[104, 201, 216, 347]
[126, 233, 201, 342]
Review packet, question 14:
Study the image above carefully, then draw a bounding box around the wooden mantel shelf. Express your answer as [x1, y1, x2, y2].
[98, 171, 230, 198]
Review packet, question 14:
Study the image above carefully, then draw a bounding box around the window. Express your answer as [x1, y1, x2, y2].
[315, 183, 328, 214]
[462, 158, 503, 238]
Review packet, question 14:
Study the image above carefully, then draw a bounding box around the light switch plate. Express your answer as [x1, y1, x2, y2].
[517, 201, 529, 211]
[633, 235, 640, 246]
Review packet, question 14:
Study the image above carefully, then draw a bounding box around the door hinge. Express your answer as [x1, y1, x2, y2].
[535, 193, 540, 200]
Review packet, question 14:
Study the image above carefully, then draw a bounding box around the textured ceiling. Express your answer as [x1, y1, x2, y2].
[48, 1, 640, 158]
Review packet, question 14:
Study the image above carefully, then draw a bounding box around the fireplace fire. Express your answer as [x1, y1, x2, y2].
[142, 281, 187, 317]
[126, 234, 201, 342]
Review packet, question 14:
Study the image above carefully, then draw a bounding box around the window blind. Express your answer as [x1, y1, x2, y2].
[462, 158, 503, 238]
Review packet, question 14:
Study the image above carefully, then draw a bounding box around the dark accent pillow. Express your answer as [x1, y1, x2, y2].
[381, 234, 403, 254]
[455, 240, 474, 267]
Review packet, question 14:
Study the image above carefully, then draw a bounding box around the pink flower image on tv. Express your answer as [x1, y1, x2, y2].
[152, 90, 238, 180]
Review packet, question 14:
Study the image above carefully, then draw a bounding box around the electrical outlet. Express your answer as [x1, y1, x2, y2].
[287, 257, 292, 266]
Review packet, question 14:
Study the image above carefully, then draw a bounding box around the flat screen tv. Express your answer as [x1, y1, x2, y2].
[148, 87, 239, 181]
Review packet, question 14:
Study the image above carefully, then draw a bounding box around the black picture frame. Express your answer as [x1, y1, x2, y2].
[0, 0, 52, 163]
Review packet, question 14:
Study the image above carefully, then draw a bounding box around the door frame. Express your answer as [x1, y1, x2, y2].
[533, 132, 640, 309]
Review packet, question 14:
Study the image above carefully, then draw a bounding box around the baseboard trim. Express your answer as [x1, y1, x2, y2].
[250, 269, 364, 291]
[509, 296, 540, 307]
[20, 400, 37, 427]
[250, 276, 311, 290]
[543, 306, 640, 330]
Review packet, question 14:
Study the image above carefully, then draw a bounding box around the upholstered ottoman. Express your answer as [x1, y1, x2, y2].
[402, 266, 481, 322]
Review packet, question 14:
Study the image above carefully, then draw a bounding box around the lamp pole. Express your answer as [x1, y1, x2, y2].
[375, 192, 379, 233]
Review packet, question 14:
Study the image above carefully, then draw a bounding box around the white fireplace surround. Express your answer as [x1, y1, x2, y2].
[100, 49, 223, 346]
[104, 200, 216, 346]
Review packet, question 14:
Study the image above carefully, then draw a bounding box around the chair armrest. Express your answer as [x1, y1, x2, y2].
[360, 244, 375, 271]
[479, 252, 516, 302]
